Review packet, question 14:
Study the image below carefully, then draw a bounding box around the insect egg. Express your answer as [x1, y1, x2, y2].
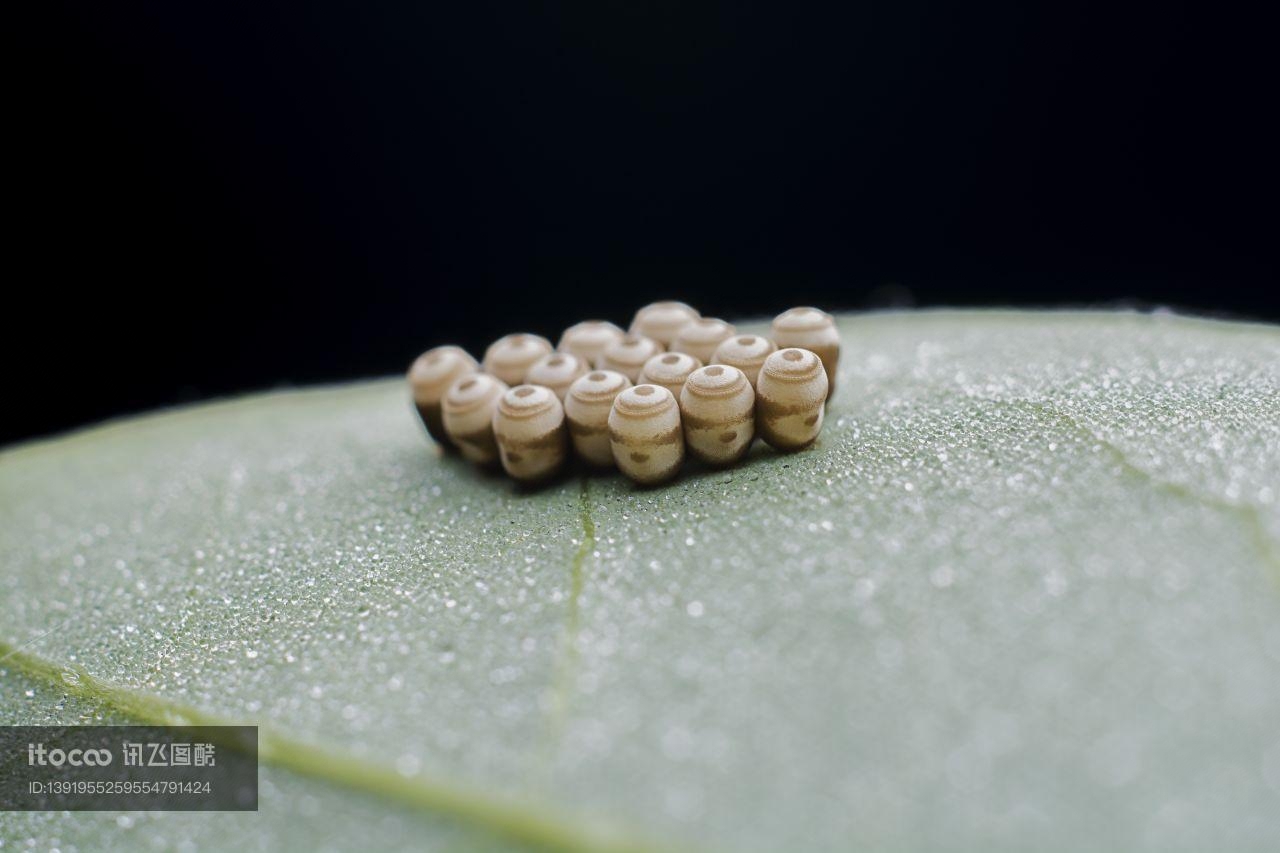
[711, 335, 777, 390]
[608, 384, 684, 485]
[492, 385, 569, 483]
[564, 370, 632, 467]
[679, 365, 755, 466]
[523, 352, 589, 401]
[771, 307, 839, 398]
[629, 301, 700, 348]
[406, 345, 479, 447]
[557, 320, 626, 365]
[482, 333, 553, 386]
[598, 334, 664, 383]
[755, 348, 828, 451]
[442, 373, 509, 465]
[639, 351, 702, 398]
[671, 317, 737, 364]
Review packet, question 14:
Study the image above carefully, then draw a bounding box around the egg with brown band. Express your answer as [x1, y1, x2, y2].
[771, 307, 840, 399]
[679, 364, 755, 466]
[608, 384, 685, 485]
[406, 345, 478, 448]
[564, 369, 632, 467]
[442, 373, 509, 465]
[492, 385, 569, 483]
[755, 348, 828, 451]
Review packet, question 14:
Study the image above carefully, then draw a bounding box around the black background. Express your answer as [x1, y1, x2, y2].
[10, 1, 1276, 445]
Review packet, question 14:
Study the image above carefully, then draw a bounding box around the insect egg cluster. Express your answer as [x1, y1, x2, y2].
[407, 302, 840, 485]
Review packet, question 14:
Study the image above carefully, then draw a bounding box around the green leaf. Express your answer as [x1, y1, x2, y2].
[3, 311, 1279, 851]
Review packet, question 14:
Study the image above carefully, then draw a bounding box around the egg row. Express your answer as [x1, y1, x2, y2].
[463, 302, 837, 392]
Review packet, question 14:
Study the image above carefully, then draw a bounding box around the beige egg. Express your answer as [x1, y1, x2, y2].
[406, 345, 479, 447]
[629, 301, 700, 347]
[608, 384, 684, 485]
[442, 373, 509, 465]
[557, 320, 626, 365]
[482, 333, 553, 386]
[523, 352, 590, 401]
[564, 370, 632, 467]
[755, 348, 828, 451]
[771, 307, 839, 398]
[679, 365, 755, 466]
[711, 334, 777, 390]
[598, 333, 664, 382]
[671, 317, 737, 364]
[639, 351, 702, 398]
[492, 385, 569, 483]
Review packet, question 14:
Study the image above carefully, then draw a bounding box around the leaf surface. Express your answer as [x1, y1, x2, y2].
[3, 311, 1279, 851]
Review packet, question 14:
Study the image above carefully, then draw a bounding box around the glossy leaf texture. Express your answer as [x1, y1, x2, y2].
[2, 312, 1279, 851]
